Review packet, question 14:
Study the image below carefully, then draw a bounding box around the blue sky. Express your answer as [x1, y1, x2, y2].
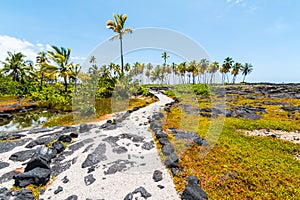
[0, 0, 299, 83]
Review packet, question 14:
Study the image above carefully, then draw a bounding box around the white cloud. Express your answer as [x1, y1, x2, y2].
[0, 35, 84, 66]
[0, 35, 38, 62]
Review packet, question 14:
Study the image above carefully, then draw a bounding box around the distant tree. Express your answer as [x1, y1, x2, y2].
[220, 57, 234, 83]
[1, 51, 31, 83]
[188, 60, 198, 84]
[177, 62, 187, 84]
[208, 61, 219, 84]
[36, 51, 52, 89]
[106, 13, 132, 75]
[199, 59, 209, 83]
[150, 65, 163, 84]
[231, 62, 242, 84]
[161, 51, 169, 67]
[70, 63, 81, 93]
[241, 63, 253, 82]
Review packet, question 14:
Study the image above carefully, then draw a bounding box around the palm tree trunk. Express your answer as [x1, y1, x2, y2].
[243, 75, 246, 82]
[64, 77, 68, 93]
[119, 34, 124, 76]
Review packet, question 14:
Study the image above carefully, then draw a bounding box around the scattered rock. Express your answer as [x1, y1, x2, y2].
[84, 174, 96, 186]
[0, 139, 31, 153]
[164, 153, 179, 168]
[113, 146, 128, 154]
[162, 143, 174, 155]
[54, 186, 63, 194]
[62, 176, 69, 183]
[0, 161, 9, 169]
[9, 150, 35, 162]
[152, 170, 163, 182]
[182, 176, 208, 200]
[14, 167, 51, 187]
[52, 141, 66, 154]
[133, 186, 152, 199]
[58, 135, 72, 143]
[141, 141, 155, 150]
[65, 195, 78, 200]
[82, 143, 107, 168]
[79, 124, 92, 133]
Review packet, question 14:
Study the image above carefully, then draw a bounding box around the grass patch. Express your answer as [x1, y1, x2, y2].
[159, 84, 300, 199]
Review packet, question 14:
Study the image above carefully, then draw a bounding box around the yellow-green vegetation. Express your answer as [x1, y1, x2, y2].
[159, 84, 300, 199]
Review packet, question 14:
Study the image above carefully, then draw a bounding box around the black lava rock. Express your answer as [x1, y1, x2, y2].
[52, 141, 66, 154]
[58, 135, 72, 143]
[65, 195, 78, 200]
[182, 176, 208, 200]
[152, 170, 163, 182]
[164, 153, 179, 168]
[141, 141, 155, 150]
[25, 155, 50, 172]
[54, 186, 63, 194]
[132, 187, 152, 198]
[9, 150, 35, 162]
[84, 174, 96, 186]
[162, 143, 174, 156]
[82, 143, 107, 168]
[14, 167, 51, 187]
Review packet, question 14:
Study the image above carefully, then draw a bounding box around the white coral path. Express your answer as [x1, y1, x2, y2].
[39, 91, 180, 200]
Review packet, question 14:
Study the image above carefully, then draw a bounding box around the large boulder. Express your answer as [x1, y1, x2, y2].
[162, 143, 174, 156]
[182, 176, 208, 200]
[9, 150, 35, 162]
[14, 167, 51, 187]
[25, 155, 50, 172]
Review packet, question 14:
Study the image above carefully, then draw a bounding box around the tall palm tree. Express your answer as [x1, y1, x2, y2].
[47, 46, 72, 93]
[188, 60, 198, 84]
[177, 62, 187, 84]
[106, 13, 132, 75]
[1, 51, 30, 83]
[161, 51, 169, 67]
[199, 59, 209, 84]
[36, 51, 52, 89]
[231, 62, 242, 84]
[209, 61, 219, 84]
[70, 63, 81, 93]
[220, 57, 234, 83]
[241, 63, 253, 82]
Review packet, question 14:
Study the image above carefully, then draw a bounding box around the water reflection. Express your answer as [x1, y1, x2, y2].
[0, 109, 64, 133]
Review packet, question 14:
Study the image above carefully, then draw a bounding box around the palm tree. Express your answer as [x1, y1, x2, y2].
[36, 51, 52, 89]
[151, 65, 163, 84]
[106, 13, 132, 75]
[241, 63, 253, 82]
[161, 51, 169, 67]
[209, 61, 219, 84]
[231, 62, 242, 84]
[47, 46, 72, 93]
[177, 62, 187, 84]
[199, 59, 209, 83]
[220, 57, 234, 83]
[188, 60, 198, 84]
[124, 63, 131, 72]
[1, 51, 30, 83]
[70, 63, 81, 93]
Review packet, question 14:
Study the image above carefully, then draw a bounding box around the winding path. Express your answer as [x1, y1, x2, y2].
[0, 91, 180, 200]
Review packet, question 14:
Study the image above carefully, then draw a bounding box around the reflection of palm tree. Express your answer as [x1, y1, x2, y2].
[241, 63, 253, 82]
[106, 13, 132, 75]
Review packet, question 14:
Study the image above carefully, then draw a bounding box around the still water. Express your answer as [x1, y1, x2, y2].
[0, 109, 64, 133]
